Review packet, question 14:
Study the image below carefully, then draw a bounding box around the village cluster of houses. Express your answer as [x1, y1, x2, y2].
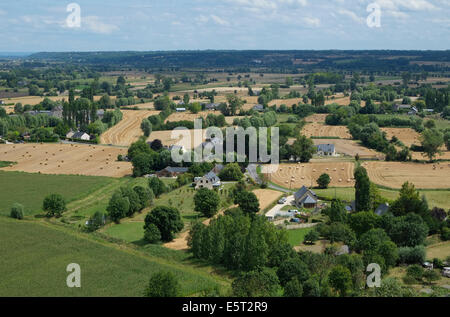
[153, 163, 224, 190]
[393, 104, 434, 115]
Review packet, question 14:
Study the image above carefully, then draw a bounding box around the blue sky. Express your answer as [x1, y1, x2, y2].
[0, 0, 449, 52]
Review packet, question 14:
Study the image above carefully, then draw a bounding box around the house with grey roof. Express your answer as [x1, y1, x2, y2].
[156, 166, 188, 178]
[316, 144, 336, 156]
[71, 131, 91, 141]
[375, 203, 390, 216]
[253, 104, 264, 112]
[393, 104, 412, 112]
[294, 186, 318, 209]
[205, 103, 221, 110]
[195, 171, 221, 190]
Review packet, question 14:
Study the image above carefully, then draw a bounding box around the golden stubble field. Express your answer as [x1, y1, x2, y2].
[263, 162, 356, 188]
[380, 127, 421, 147]
[147, 129, 207, 150]
[302, 122, 351, 139]
[312, 139, 383, 159]
[363, 161, 450, 189]
[164, 111, 222, 123]
[100, 110, 160, 147]
[0, 143, 132, 177]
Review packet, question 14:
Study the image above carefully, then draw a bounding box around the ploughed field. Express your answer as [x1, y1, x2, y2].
[263, 162, 356, 188]
[0, 143, 132, 177]
[100, 110, 159, 146]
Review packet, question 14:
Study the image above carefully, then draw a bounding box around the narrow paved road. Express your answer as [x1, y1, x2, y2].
[247, 163, 293, 193]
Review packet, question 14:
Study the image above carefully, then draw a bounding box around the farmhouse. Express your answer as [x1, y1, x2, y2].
[205, 103, 221, 110]
[194, 171, 221, 190]
[70, 131, 91, 141]
[316, 144, 336, 156]
[176, 107, 186, 112]
[253, 104, 264, 112]
[156, 166, 188, 178]
[393, 104, 411, 112]
[294, 186, 318, 208]
[375, 203, 390, 216]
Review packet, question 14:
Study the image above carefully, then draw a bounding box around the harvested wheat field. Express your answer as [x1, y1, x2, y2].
[225, 116, 246, 125]
[411, 151, 450, 161]
[325, 96, 350, 106]
[268, 98, 302, 107]
[312, 139, 383, 159]
[0, 143, 132, 177]
[135, 102, 154, 110]
[148, 129, 206, 150]
[100, 110, 159, 147]
[164, 111, 222, 123]
[302, 123, 351, 139]
[263, 162, 355, 188]
[381, 128, 421, 147]
[305, 114, 328, 123]
[363, 161, 450, 189]
[253, 189, 283, 211]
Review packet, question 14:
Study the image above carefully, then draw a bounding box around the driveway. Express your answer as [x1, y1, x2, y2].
[265, 195, 295, 219]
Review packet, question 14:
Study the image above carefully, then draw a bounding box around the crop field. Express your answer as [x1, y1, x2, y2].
[100, 110, 160, 146]
[325, 96, 350, 106]
[411, 151, 450, 161]
[364, 161, 450, 189]
[312, 139, 383, 158]
[147, 129, 207, 149]
[268, 98, 303, 107]
[164, 110, 222, 123]
[0, 218, 226, 296]
[426, 241, 450, 260]
[0, 143, 132, 177]
[380, 128, 421, 147]
[263, 162, 355, 188]
[302, 122, 351, 139]
[0, 171, 113, 216]
[253, 189, 283, 211]
[305, 114, 328, 123]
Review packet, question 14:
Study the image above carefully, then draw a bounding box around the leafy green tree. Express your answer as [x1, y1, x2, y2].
[444, 131, 450, 150]
[354, 166, 371, 212]
[304, 230, 320, 245]
[218, 163, 243, 181]
[406, 264, 424, 282]
[302, 276, 321, 297]
[325, 199, 347, 223]
[234, 191, 260, 215]
[232, 268, 281, 297]
[243, 218, 269, 270]
[291, 135, 316, 163]
[148, 177, 168, 197]
[328, 265, 352, 297]
[144, 206, 184, 242]
[43, 194, 66, 217]
[423, 270, 440, 284]
[10, 203, 24, 220]
[134, 186, 154, 208]
[317, 173, 331, 189]
[107, 192, 130, 223]
[348, 211, 380, 236]
[144, 271, 179, 297]
[141, 118, 152, 137]
[86, 211, 105, 232]
[420, 128, 444, 162]
[144, 223, 162, 243]
[386, 213, 428, 247]
[194, 188, 220, 218]
[284, 278, 303, 297]
[277, 257, 310, 286]
[390, 182, 428, 217]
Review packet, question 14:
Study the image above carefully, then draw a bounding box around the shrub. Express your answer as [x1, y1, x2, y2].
[144, 271, 179, 297]
[10, 203, 24, 220]
[397, 246, 426, 264]
[43, 194, 66, 217]
[406, 264, 424, 281]
[317, 173, 331, 189]
[144, 223, 162, 243]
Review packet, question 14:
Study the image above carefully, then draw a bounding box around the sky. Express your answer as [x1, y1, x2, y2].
[0, 0, 449, 52]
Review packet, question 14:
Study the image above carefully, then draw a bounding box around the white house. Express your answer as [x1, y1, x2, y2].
[176, 107, 186, 112]
[71, 131, 91, 141]
[194, 171, 221, 190]
[316, 144, 336, 156]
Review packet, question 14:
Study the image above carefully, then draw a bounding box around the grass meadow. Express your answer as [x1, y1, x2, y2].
[0, 217, 228, 296]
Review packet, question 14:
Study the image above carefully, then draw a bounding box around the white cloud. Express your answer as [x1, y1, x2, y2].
[337, 9, 364, 24]
[196, 14, 230, 26]
[83, 16, 119, 34]
[303, 17, 321, 27]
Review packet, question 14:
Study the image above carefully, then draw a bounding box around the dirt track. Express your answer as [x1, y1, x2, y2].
[100, 110, 159, 146]
[0, 143, 132, 177]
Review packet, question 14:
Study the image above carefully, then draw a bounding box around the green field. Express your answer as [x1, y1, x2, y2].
[0, 161, 15, 168]
[102, 184, 234, 243]
[287, 228, 314, 247]
[0, 217, 228, 296]
[0, 171, 114, 216]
